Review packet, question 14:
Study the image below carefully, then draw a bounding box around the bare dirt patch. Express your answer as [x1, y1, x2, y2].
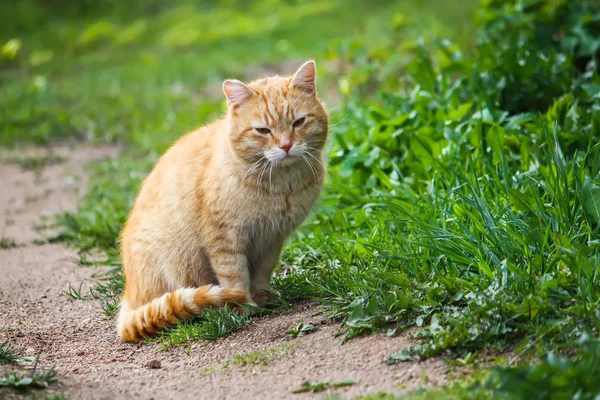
[0, 145, 446, 399]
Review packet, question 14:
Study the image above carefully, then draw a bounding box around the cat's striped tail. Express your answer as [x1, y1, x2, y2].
[117, 285, 246, 342]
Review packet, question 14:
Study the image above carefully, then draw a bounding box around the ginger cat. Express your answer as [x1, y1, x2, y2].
[117, 61, 328, 342]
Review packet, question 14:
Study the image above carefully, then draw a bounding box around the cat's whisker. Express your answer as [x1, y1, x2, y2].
[243, 157, 266, 182]
[307, 139, 327, 146]
[304, 146, 330, 166]
[329, 113, 349, 127]
[268, 162, 276, 193]
[303, 150, 325, 170]
[303, 146, 324, 155]
[257, 161, 270, 188]
[301, 154, 318, 181]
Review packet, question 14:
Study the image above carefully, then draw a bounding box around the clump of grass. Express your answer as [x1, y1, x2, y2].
[284, 322, 317, 339]
[88, 268, 124, 318]
[64, 282, 89, 301]
[0, 238, 18, 249]
[0, 341, 22, 364]
[5, 152, 65, 171]
[0, 368, 58, 390]
[0, 342, 58, 396]
[24, 188, 54, 204]
[478, 334, 600, 399]
[153, 307, 251, 349]
[227, 342, 297, 368]
[292, 380, 356, 394]
[63, 266, 124, 317]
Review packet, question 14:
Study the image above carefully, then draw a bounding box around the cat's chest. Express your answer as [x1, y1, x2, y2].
[209, 171, 322, 239]
[247, 189, 316, 226]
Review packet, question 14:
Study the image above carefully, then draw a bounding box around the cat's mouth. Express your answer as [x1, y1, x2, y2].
[275, 155, 299, 165]
[264, 148, 300, 164]
[264, 153, 298, 166]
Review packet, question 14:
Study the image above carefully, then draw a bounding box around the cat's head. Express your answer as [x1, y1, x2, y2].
[222, 61, 328, 167]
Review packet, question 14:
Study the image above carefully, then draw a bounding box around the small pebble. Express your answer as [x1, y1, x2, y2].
[147, 360, 161, 369]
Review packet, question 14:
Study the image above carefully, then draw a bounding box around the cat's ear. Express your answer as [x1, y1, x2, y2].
[223, 79, 253, 108]
[291, 60, 316, 94]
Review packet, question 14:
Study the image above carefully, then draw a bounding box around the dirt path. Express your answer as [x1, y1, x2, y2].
[0, 146, 446, 399]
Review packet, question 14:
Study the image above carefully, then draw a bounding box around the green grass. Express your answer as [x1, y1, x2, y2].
[0, 368, 58, 391]
[3, 152, 65, 171]
[151, 307, 251, 349]
[3, 0, 600, 398]
[0, 341, 23, 364]
[0, 341, 59, 396]
[227, 342, 297, 368]
[285, 322, 317, 338]
[198, 342, 297, 374]
[353, 334, 600, 399]
[293, 379, 356, 394]
[0, 238, 18, 249]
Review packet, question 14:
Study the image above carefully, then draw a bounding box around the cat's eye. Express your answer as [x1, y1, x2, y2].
[293, 117, 306, 128]
[255, 127, 271, 135]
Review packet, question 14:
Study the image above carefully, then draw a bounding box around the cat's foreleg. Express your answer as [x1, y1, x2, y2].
[250, 240, 284, 305]
[209, 251, 255, 305]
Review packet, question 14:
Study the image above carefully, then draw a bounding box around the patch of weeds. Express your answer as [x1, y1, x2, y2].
[62, 266, 123, 317]
[477, 333, 600, 399]
[199, 366, 216, 375]
[0, 368, 58, 390]
[64, 282, 89, 301]
[5, 152, 65, 172]
[0, 343, 59, 395]
[0, 238, 18, 249]
[292, 380, 356, 394]
[386, 348, 478, 366]
[24, 188, 54, 204]
[153, 307, 251, 349]
[88, 267, 124, 318]
[285, 322, 317, 339]
[0, 341, 22, 364]
[227, 342, 296, 368]
[380, 334, 600, 399]
[99, 297, 120, 318]
[34, 216, 59, 236]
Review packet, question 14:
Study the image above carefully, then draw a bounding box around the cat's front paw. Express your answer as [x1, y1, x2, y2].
[251, 289, 275, 306]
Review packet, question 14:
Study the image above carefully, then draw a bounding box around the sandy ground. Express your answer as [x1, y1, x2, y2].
[0, 145, 447, 399]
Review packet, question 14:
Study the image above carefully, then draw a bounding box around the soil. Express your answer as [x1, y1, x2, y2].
[0, 145, 447, 399]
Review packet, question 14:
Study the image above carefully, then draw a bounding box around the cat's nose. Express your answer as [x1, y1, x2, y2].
[280, 142, 293, 153]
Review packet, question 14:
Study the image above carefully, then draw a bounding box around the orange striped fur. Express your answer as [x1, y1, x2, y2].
[118, 61, 328, 342]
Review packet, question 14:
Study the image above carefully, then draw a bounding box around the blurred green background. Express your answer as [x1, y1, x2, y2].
[0, 0, 477, 148]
